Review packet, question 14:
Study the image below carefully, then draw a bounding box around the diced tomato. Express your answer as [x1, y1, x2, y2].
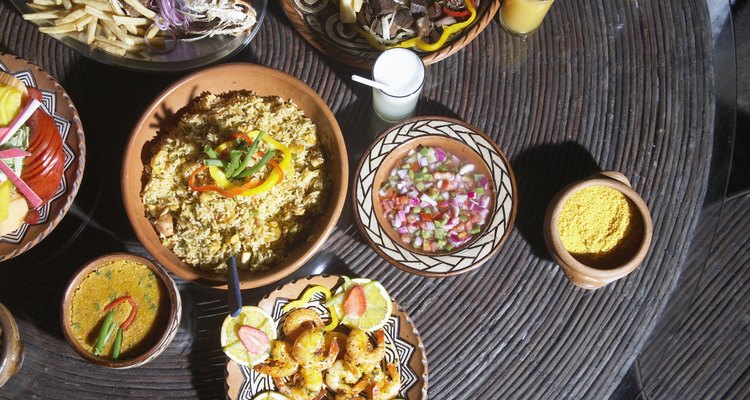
[420, 213, 432, 221]
[470, 213, 483, 223]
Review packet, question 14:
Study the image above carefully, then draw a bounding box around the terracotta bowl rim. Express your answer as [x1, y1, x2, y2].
[60, 252, 182, 369]
[0, 302, 22, 386]
[545, 176, 654, 278]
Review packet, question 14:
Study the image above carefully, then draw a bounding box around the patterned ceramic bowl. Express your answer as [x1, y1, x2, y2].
[353, 116, 517, 276]
[281, 0, 501, 68]
[0, 53, 86, 262]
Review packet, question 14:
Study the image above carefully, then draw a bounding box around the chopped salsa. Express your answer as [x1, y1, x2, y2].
[378, 145, 492, 253]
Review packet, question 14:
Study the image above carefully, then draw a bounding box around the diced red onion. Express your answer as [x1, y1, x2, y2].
[435, 147, 446, 162]
[479, 176, 488, 187]
[414, 236, 423, 247]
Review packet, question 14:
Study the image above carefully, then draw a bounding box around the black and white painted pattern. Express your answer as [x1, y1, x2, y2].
[237, 291, 420, 399]
[355, 118, 515, 275]
[0, 61, 76, 244]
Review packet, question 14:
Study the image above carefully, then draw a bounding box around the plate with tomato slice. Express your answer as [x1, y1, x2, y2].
[0, 53, 85, 261]
[225, 275, 429, 400]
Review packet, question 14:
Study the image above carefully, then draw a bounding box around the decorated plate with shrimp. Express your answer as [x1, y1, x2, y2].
[225, 275, 428, 399]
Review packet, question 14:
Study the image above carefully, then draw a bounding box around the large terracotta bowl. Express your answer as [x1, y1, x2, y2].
[122, 63, 348, 289]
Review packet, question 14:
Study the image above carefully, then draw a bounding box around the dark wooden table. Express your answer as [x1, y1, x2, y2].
[0, 0, 720, 398]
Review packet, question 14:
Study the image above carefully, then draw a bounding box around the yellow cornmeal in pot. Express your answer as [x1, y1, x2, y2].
[69, 260, 168, 359]
[557, 186, 642, 267]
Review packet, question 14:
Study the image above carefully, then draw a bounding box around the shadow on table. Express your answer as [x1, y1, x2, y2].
[511, 142, 600, 261]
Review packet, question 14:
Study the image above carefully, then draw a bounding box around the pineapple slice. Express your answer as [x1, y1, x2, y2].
[0, 86, 22, 126]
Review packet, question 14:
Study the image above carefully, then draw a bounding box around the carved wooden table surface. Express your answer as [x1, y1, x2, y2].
[0, 0, 718, 398]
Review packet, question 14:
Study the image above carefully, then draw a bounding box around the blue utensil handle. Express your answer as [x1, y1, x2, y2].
[228, 256, 242, 317]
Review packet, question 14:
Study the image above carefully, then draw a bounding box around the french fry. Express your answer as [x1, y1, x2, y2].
[121, 0, 156, 19]
[82, 5, 110, 20]
[112, 15, 148, 26]
[72, 0, 110, 11]
[28, 4, 54, 11]
[108, 0, 124, 16]
[27, 0, 174, 58]
[100, 19, 134, 45]
[71, 14, 93, 31]
[56, 8, 85, 24]
[39, 23, 77, 34]
[85, 17, 97, 44]
[92, 40, 126, 56]
[21, 11, 61, 20]
[145, 23, 160, 39]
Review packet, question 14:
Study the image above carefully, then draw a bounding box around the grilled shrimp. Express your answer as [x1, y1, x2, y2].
[273, 369, 325, 400]
[345, 329, 385, 374]
[368, 363, 401, 400]
[325, 359, 369, 396]
[292, 327, 340, 369]
[283, 308, 324, 342]
[253, 340, 298, 378]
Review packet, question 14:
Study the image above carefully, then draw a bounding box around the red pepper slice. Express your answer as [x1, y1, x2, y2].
[443, 0, 475, 18]
[104, 295, 139, 331]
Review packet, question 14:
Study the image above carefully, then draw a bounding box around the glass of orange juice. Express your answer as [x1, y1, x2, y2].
[499, 0, 555, 36]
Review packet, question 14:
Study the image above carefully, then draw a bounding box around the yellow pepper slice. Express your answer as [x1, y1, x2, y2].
[324, 305, 340, 332]
[206, 130, 292, 197]
[358, 0, 477, 52]
[282, 285, 332, 313]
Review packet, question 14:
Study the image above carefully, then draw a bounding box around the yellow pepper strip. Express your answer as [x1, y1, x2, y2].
[282, 285, 332, 313]
[205, 130, 292, 197]
[324, 305, 340, 332]
[358, 0, 477, 52]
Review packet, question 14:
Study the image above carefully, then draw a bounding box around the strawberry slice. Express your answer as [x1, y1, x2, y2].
[237, 325, 270, 355]
[344, 284, 367, 319]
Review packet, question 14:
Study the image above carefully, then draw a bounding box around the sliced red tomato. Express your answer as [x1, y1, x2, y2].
[19, 93, 64, 206]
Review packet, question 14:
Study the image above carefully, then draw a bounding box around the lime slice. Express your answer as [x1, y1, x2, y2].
[340, 281, 393, 332]
[252, 391, 290, 400]
[326, 277, 371, 319]
[220, 306, 276, 366]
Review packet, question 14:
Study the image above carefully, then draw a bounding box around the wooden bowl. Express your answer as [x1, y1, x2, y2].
[543, 172, 653, 289]
[121, 63, 349, 290]
[61, 253, 182, 369]
[0, 303, 23, 387]
[353, 116, 517, 276]
[281, 0, 501, 68]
